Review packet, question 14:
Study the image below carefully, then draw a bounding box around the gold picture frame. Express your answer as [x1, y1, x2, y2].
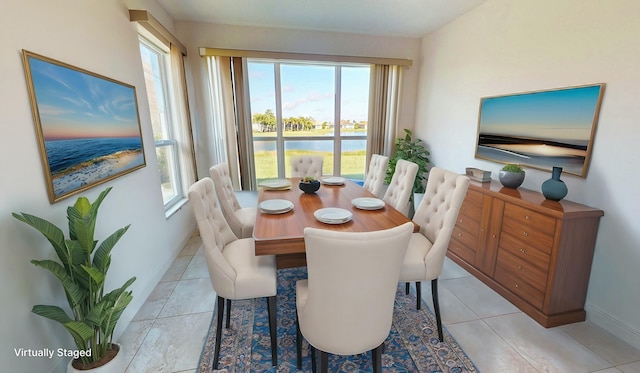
[22, 50, 146, 203]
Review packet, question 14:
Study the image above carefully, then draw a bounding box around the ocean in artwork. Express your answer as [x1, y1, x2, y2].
[45, 137, 144, 197]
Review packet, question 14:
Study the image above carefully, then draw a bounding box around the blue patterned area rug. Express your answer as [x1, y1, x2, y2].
[197, 267, 478, 372]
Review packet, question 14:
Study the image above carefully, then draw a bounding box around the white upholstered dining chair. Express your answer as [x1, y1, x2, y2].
[188, 177, 278, 368]
[209, 163, 257, 239]
[400, 167, 470, 342]
[363, 154, 389, 198]
[382, 159, 419, 216]
[290, 155, 324, 178]
[296, 222, 414, 373]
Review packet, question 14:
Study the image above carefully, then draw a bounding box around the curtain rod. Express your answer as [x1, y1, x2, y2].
[199, 47, 412, 67]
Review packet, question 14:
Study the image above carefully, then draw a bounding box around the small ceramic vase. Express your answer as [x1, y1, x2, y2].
[299, 180, 321, 194]
[498, 170, 525, 189]
[541, 166, 568, 201]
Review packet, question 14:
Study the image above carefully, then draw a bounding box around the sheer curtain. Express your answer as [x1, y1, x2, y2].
[366, 64, 404, 171]
[170, 44, 197, 187]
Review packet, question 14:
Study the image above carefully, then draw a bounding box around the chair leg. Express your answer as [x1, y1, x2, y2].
[311, 345, 317, 373]
[213, 296, 225, 369]
[296, 312, 302, 369]
[317, 349, 329, 373]
[266, 296, 278, 366]
[225, 298, 231, 328]
[416, 281, 422, 310]
[405, 282, 410, 294]
[431, 279, 444, 342]
[371, 343, 384, 373]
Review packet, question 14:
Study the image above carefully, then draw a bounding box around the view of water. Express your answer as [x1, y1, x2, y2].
[254, 139, 366, 152]
[45, 137, 143, 173]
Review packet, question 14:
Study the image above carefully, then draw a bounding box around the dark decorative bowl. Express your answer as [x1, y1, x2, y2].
[299, 180, 321, 194]
[498, 170, 525, 189]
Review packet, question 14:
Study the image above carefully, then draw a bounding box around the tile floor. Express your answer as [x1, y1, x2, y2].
[118, 194, 640, 373]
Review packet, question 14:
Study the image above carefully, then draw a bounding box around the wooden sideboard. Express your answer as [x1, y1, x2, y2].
[446, 180, 604, 327]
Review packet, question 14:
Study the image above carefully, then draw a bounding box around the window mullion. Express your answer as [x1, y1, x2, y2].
[274, 62, 285, 179]
[334, 66, 342, 176]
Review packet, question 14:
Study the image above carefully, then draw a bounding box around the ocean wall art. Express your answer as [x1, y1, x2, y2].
[22, 50, 146, 203]
[475, 83, 605, 177]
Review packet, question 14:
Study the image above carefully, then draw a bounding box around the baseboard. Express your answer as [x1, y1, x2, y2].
[586, 302, 640, 350]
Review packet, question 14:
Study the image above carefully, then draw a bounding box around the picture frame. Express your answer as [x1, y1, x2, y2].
[22, 50, 146, 203]
[475, 83, 605, 177]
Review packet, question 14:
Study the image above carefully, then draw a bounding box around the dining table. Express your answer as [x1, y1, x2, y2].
[253, 177, 420, 268]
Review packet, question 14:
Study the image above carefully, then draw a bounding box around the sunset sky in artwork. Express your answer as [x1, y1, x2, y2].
[479, 85, 603, 142]
[27, 56, 141, 141]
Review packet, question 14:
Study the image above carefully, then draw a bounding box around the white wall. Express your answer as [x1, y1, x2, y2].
[172, 21, 423, 178]
[0, 0, 195, 371]
[414, 0, 640, 348]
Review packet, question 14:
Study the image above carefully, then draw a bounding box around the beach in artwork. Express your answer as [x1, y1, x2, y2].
[46, 137, 144, 197]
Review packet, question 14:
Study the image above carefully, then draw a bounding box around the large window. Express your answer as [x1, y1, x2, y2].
[247, 61, 370, 183]
[138, 37, 184, 209]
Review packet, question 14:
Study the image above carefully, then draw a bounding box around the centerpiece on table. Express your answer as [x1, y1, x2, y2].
[299, 176, 321, 194]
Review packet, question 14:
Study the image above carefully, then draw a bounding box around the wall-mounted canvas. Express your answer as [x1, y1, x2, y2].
[22, 50, 146, 203]
[475, 83, 605, 177]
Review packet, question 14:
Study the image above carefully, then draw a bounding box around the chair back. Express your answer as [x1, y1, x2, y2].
[209, 163, 244, 238]
[383, 159, 419, 216]
[300, 222, 414, 355]
[290, 155, 324, 178]
[188, 177, 238, 298]
[363, 154, 389, 198]
[413, 167, 470, 277]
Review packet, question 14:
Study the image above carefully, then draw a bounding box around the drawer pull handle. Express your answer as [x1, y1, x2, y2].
[520, 248, 526, 253]
[459, 219, 463, 223]
[492, 234, 497, 238]
[515, 284, 519, 288]
[517, 265, 523, 270]
[458, 233, 462, 237]
[525, 215, 530, 220]
[523, 232, 529, 237]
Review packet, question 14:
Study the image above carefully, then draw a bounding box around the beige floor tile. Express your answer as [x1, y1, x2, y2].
[181, 254, 209, 280]
[447, 319, 538, 372]
[118, 319, 155, 371]
[179, 236, 202, 256]
[158, 278, 215, 318]
[441, 275, 520, 319]
[132, 281, 178, 321]
[561, 322, 640, 366]
[160, 256, 192, 283]
[485, 313, 611, 372]
[440, 257, 472, 279]
[618, 361, 640, 373]
[594, 368, 624, 373]
[125, 312, 212, 373]
[416, 280, 480, 324]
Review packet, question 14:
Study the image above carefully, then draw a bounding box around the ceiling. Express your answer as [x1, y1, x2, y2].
[156, 0, 487, 38]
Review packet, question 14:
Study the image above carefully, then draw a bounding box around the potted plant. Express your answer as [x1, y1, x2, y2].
[299, 175, 321, 194]
[12, 187, 135, 372]
[499, 164, 525, 188]
[385, 129, 431, 195]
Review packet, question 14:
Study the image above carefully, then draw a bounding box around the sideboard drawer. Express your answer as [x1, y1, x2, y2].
[499, 232, 551, 270]
[494, 263, 545, 309]
[497, 248, 548, 292]
[448, 237, 477, 265]
[503, 203, 556, 237]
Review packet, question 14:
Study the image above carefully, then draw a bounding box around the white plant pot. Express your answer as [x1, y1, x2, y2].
[67, 343, 123, 373]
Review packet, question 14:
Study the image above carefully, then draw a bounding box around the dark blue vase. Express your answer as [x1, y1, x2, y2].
[541, 166, 568, 201]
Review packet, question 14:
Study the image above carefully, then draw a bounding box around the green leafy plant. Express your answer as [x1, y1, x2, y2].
[301, 176, 318, 183]
[12, 187, 135, 369]
[385, 129, 431, 194]
[501, 164, 524, 173]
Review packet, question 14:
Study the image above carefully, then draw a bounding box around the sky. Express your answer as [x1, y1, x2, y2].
[27, 55, 142, 141]
[247, 61, 370, 124]
[479, 84, 604, 141]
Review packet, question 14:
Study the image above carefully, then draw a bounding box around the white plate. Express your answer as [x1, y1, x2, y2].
[351, 197, 385, 210]
[259, 199, 294, 214]
[321, 176, 346, 185]
[314, 207, 353, 224]
[259, 179, 292, 190]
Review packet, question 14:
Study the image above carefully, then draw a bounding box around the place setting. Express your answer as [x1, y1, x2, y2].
[320, 176, 346, 186]
[314, 207, 353, 224]
[259, 199, 294, 214]
[351, 197, 385, 210]
[258, 179, 292, 190]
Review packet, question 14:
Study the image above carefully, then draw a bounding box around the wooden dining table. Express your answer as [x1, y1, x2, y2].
[253, 178, 420, 268]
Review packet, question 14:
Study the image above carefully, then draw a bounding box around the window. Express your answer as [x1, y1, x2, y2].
[138, 37, 184, 209]
[247, 61, 370, 183]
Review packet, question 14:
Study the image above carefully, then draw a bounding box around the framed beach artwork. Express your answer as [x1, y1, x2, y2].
[475, 83, 605, 177]
[22, 50, 146, 203]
